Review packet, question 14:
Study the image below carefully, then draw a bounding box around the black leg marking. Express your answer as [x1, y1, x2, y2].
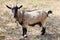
[22, 27, 27, 38]
[41, 27, 46, 35]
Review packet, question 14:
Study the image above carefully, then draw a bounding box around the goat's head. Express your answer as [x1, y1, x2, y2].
[6, 5, 23, 18]
[6, 5, 23, 13]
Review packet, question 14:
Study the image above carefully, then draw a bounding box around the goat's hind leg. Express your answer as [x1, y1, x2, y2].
[38, 22, 46, 35]
[41, 27, 46, 35]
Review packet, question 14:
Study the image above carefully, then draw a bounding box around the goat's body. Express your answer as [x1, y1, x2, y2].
[17, 9, 48, 26]
[14, 9, 51, 37]
[6, 5, 52, 38]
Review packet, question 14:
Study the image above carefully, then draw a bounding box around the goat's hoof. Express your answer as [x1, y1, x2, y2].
[24, 35, 28, 38]
[20, 35, 28, 40]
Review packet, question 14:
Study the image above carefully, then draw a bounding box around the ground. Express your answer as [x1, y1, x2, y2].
[0, 0, 60, 40]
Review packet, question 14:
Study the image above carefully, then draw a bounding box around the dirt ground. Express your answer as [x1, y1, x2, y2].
[0, 0, 60, 40]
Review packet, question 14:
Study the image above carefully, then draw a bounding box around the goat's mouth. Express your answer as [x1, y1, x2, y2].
[14, 13, 17, 18]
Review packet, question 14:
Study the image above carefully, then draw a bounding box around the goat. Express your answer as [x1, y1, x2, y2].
[6, 5, 52, 38]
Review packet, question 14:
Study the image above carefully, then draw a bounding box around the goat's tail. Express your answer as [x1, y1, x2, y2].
[48, 10, 52, 14]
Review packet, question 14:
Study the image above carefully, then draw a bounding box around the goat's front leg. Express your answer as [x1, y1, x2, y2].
[22, 21, 28, 38]
[22, 27, 27, 38]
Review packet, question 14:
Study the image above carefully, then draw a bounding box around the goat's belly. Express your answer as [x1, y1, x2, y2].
[28, 19, 40, 24]
[24, 15, 40, 24]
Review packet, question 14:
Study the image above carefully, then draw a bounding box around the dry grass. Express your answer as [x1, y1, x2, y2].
[0, 0, 60, 40]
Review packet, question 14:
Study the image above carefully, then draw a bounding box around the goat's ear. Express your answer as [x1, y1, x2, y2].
[6, 5, 12, 9]
[18, 5, 23, 9]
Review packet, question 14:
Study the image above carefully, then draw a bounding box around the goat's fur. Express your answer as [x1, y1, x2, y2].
[6, 5, 52, 38]
[17, 10, 52, 26]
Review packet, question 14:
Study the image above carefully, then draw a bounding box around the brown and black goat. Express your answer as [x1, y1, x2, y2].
[6, 5, 52, 38]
